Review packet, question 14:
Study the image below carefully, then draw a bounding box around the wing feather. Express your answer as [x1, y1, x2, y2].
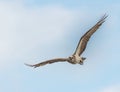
[25, 58, 69, 68]
[74, 14, 108, 56]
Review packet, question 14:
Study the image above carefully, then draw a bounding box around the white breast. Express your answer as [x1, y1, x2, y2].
[74, 54, 82, 63]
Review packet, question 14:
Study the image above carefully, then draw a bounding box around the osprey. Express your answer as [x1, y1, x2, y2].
[25, 14, 107, 68]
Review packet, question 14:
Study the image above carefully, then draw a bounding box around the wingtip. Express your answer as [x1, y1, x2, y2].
[102, 13, 108, 20]
[98, 14, 108, 25]
[24, 63, 37, 68]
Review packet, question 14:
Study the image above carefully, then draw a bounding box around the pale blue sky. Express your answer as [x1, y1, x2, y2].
[0, 0, 120, 92]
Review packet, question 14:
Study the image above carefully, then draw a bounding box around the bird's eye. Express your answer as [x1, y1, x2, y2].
[69, 57, 72, 60]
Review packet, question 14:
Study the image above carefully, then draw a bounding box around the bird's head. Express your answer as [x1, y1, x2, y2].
[68, 55, 76, 64]
[69, 56, 75, 62]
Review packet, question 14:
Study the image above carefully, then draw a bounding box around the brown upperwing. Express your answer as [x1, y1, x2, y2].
[25, 58, 69, 68]
[74, 14, 107, 56]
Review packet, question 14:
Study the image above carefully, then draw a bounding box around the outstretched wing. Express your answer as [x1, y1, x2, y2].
[25, 58, 69, 68]
[74, 14, 108, 56]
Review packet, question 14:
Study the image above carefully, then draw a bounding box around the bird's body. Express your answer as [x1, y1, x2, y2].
[68, 54, 84, 64]
[25, 14, 107, 68]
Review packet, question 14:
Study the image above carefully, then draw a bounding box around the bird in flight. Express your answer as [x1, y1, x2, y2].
[25, 14, 107, 68]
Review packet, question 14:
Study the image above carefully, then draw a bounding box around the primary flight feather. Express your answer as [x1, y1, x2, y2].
[25, 14, 107, 68]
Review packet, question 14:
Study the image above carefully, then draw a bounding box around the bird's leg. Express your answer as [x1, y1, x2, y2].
[79, 57, 86, 65]
[82, 57, 86, 60]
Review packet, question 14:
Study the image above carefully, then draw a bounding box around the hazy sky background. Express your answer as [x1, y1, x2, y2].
[0, 0, 120, 92]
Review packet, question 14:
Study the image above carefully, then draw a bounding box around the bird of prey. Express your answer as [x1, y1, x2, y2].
[25, 14, 107, 68]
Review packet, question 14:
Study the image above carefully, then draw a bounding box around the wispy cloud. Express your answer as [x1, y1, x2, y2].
[100, 84, 120, 92]
[0, 1, 84, 70]
[0, 1, 120, 92]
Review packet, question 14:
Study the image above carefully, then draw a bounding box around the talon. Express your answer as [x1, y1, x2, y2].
[79, 62, 83, 65]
